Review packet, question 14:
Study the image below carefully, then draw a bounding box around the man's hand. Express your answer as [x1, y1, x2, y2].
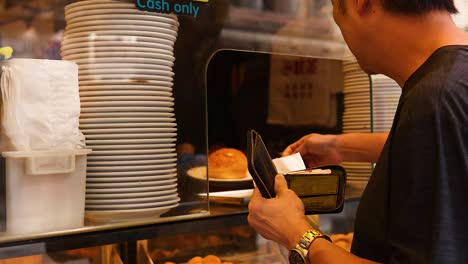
[248, 174, 311, 249]
[283, 134, 342, 168]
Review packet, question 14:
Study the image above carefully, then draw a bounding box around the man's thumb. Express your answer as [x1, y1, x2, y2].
[274, 174, 288, 196]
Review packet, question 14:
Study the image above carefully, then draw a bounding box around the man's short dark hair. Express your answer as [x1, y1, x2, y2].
[337, 0, 458, 14]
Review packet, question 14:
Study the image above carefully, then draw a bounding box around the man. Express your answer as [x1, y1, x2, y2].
[247, 0, 468, 263]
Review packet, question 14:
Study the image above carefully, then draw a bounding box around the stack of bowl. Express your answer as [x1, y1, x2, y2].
[61, 0, 180, 223]
[341, 51, 373, 184]
[370, 75, 401, 133]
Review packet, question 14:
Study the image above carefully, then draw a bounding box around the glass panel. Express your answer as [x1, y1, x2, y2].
[207, 50, 343, 159]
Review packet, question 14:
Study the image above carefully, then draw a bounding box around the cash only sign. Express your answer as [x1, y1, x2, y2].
[135, 0, 207, 18]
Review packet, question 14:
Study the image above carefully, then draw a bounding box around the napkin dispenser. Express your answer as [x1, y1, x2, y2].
[246, 130, 346, 214]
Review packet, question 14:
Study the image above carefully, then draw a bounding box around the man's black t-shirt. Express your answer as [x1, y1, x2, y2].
[351, 45, 468, 263]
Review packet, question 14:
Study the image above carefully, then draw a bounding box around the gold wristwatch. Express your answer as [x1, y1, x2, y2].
[289, 230, 331, 264]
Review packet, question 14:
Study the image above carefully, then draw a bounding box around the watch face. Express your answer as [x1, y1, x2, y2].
[289, 250, 306, 264]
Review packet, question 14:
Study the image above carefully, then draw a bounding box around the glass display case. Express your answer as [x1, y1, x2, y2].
[0, 0, 401, 262]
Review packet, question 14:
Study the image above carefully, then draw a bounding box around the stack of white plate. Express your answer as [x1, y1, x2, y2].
[62, 0, 180, 223]
[341, 51, 373, 183]
[371, 75, 401, 133]
[453, 0, 468, 30]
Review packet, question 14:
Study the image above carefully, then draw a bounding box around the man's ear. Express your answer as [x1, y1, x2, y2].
[355, 0, 373, 16]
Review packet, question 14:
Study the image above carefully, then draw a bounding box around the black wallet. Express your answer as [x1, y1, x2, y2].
[247, 130, 347, 214]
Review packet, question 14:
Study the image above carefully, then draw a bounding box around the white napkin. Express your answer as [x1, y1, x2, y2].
[0, 59, 85, 151]
[273, 152, 332, 174]
[272, 153, 306, 174]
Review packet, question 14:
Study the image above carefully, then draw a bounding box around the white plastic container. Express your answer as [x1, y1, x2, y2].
[0, 149, 91, 235]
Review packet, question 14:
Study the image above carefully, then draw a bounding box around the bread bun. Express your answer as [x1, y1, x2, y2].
[208, 148, 247, 179]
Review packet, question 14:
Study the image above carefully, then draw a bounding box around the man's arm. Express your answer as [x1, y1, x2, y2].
[336, 133, 388, 163]
[283, 133, 389, 167]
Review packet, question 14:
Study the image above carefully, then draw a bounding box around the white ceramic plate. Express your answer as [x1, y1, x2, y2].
[64, 28, 177, 40]
[84, 205, 179, 224]
[80, 90, 172, 97]
[80, 106, 174, 113]
[88, 163, 177, 172]
[344, 84, 371, 89]
[344, 95, 371, 100]
[72, 57, 174, 67]
[343, 117, 394, 122]
[63, 46, 173, 57]
[342, 121, 372, 125]
[80, 117, 176, 124]
[344, 77, 369, 82]
[81, 122, 176, 129]
[82, 127, 177, 134]
[86, 174, 177, 184]
[64, 5, 176, 16]
[344, 78, 369, 83]
[372, 87, 401, 92]
[80, 79, 173, 87]
[65, 9, 178, 23]
[65, 51, 175, 61]
[343, 111, 372, 115]
[372, 115, 397, 120]
[344, 102, 370, 107]
[88, 148, 175, 157]
[87, 158, 177, 166]
[343, 126, 371, 130]
[81, 112, 174, 119]
[85, 198, 180, 210]
[85, 188, 177, 199]
[344, 79, 368, 83]
[344, 77, 368, 81]
[86, 193, 179, 205]
[65, 24, 177, 37]
[343, 84, 370, 89]
[81, 98, 174, 108]
[343, 89, 370, 94]
[87, 153, 177, 161]
[86, 138, 176, 145]
[79, 85, 173, 92]
[186, 166, 253, 183]
[78, 64, 172, 73]
[87, 168, 177, 177]
[86, 181, 177, 193]
[84, 133, 177, 140]
[80, 96, 174, 103]
[343, 87, 370, 92]
[78, 68, 174, 77]
[86, 143, 176, 150]
[84, 204, 179, 223]
[344, 108, 372, 113]
[344, 96, 370, 103]
[343, 66, 362, 71]
[342, 116, 372, 120]
[79, 75, 173, 83]
[86, 178, 177, 188]
[63, 41, 174, 52]
[62, 34, 175, 47]
[89, 149, 175, 156]
[65, 19, 178, 31]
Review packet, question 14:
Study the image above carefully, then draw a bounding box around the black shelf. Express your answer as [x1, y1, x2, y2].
[0, 209, 248, 260]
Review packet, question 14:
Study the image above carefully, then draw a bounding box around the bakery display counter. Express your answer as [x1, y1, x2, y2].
[0, 203, 247, 261]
